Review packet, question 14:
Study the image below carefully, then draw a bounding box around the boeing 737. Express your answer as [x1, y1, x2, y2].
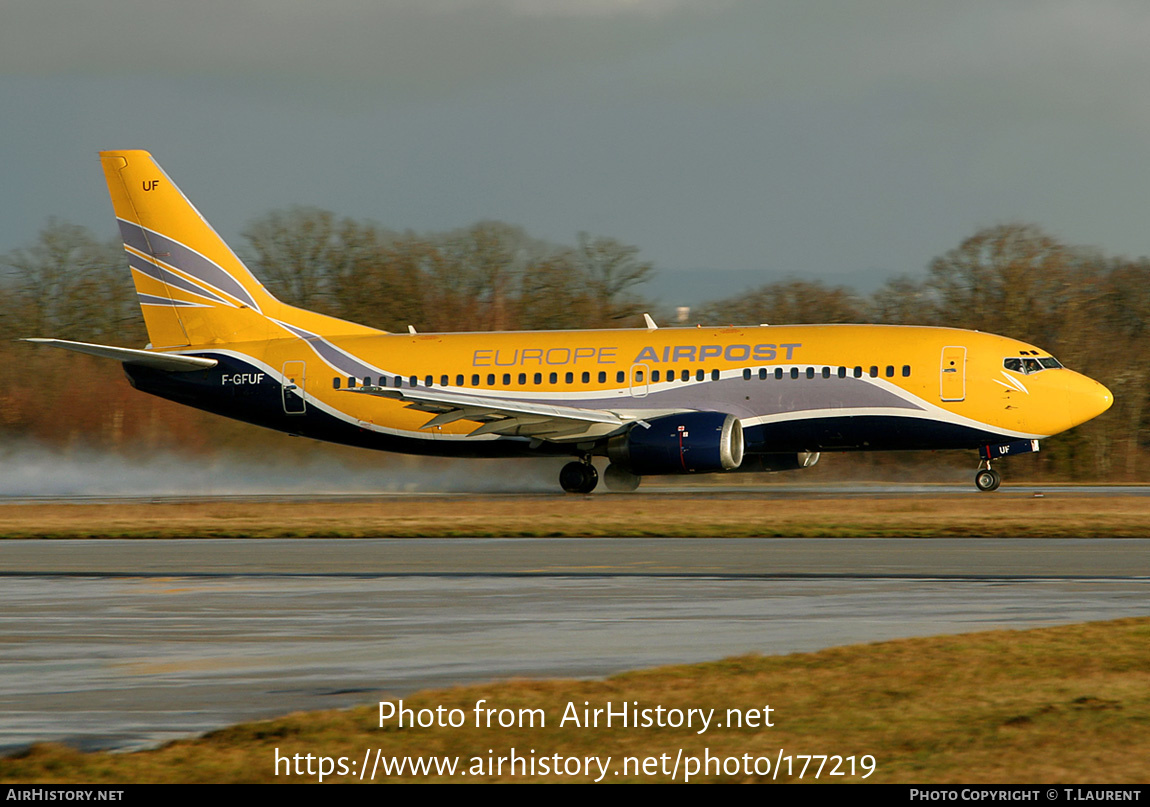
[26, 150, 1113, 492]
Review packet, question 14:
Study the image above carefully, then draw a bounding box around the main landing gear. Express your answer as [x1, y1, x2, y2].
[974, 462, 1001, 492]
[560, 459, 643, 493]
[603, 463, 641, 492]
[559, 458, 599, 494]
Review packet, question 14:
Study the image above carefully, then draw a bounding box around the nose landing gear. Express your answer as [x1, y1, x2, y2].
[974, 439, 1039, 492]
[974, 463, 1001, 492]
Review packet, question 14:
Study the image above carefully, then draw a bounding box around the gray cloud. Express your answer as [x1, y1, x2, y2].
[5, 1, 1150, 302]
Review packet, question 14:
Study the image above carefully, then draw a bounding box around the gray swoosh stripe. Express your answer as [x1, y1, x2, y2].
[117, 219, 260, 310]
[418, 373, 925, 417]
[128, 254, 229, 305]
[137, 292, 210, 308]
[276, 321, 386, 380]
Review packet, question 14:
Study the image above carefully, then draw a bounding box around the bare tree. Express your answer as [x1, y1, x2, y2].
[426, 222, 533, 332]
[695, 279, 864, 326]
[925, 223, 1078, 347]
[332, 230, 434, 333]
[1, 219, 140, 344]
[241, 207, 358, 312]
[868, 275, 937, 325]
[516, 251, 597, 330]
[574, 233, 655, 326]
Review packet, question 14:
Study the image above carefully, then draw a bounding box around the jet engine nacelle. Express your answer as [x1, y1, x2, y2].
[733, 452, 821, 473]
[607, 412, 744, 475]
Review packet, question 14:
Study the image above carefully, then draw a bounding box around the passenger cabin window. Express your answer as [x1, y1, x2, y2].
[582, 371, 590, 383]
[503, 373, 512, 385]
[806, 367, 814, 379]
[487, 374, 495, 386]
[333, 377, 341, 389]
[837, 367, 846, 379]
[456, 374, 464, 386]
[519, 372, 527, 384]
[885, 366, 894, 378]
[599, 371, 607, 383]
[617, 371, 626, 383]
[425, 375, 434, 387]
[902, 366, 910, 377]
[869, 366, 878, 378]
[743, 368, 751, 380]
[759, 368, 767, 380]
[440, 375, 449, 386]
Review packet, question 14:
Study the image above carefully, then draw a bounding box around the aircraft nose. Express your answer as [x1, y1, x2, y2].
[1064, 372, 1113, 429]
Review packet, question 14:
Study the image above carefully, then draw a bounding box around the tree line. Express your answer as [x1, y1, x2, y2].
[1, 212, 1145, 480]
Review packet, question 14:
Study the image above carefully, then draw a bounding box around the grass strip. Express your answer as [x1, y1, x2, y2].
[3, 618, 1149, 783]
[5, 494, 1150, 539]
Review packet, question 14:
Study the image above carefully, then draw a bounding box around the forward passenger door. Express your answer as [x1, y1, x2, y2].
[939, 346, 966, 402]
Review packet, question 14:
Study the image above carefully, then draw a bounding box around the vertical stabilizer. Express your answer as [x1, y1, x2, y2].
[101, 150, 278, 347]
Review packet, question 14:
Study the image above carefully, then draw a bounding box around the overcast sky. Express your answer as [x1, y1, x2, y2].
[4, 0, 1150, 305]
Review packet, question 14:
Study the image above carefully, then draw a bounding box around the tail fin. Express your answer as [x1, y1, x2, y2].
[103, 150, 384, 347]
[101, 150, 284, 347]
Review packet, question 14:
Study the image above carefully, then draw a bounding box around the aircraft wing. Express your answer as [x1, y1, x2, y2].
[347, 385, 637, 441]
[21, 338, 218, 372]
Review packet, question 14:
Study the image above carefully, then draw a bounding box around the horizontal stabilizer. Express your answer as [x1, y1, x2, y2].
[21, 338, 217, 372]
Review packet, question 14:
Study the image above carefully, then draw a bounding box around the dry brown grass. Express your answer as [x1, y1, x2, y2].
[3, 618, 1148, 783]
[3, 491, 1150, 538]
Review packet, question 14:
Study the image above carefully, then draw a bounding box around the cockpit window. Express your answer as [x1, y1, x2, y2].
[1004, 356, 1063, 374]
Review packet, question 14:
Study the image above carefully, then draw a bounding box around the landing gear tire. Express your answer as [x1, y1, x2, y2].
[560, 461, 599, 494]
[974, 468, 1001, 492]
[603, 463, 641, 492]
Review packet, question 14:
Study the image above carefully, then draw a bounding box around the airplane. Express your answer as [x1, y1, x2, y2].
[25, 150, 1113, 493]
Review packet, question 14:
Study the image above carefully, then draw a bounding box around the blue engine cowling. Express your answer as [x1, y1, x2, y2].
[607, 412, 744, 475]
[732, 452, 820, 473]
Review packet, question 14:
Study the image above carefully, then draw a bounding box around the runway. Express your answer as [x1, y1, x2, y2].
[2, 535, 1149, 577]
[1, 537, 1148, 753]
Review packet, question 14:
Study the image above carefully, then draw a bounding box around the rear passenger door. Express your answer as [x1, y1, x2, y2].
[282, 360, 307, 414]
